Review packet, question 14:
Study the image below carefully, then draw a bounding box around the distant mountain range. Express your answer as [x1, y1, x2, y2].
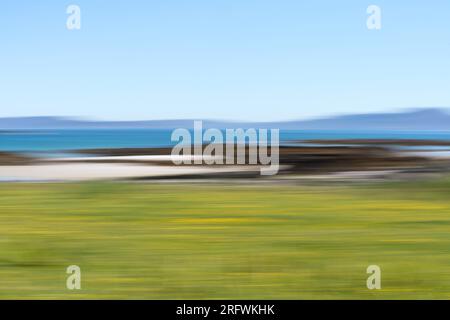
[1, 108, 450, 131]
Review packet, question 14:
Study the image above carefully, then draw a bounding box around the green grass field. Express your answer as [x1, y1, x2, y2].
[1, 180, 450, 299]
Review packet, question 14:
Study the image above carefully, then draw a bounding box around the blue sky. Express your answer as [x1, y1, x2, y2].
[1, 0, 450, 121]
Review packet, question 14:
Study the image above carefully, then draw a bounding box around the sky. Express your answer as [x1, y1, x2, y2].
[0, 0, 450, 121]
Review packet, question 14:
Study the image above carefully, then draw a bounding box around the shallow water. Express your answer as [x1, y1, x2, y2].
[2, 129, 450, 152]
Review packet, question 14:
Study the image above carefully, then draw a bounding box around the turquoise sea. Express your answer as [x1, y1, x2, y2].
[2, 129, 450, 153]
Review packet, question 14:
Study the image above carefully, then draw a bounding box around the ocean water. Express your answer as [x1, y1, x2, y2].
[2, 129, 450, 153]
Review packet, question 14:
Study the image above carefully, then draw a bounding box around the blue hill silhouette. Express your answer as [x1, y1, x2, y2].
[1, 108, 449, 130]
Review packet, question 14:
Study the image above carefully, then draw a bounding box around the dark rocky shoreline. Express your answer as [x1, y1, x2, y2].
[2, 139, 450, 180]
[0, 152, 36, 165]
[71, 142, 450, 176]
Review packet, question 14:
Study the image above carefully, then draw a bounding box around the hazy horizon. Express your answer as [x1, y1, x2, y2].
[0, 106, 449, 123]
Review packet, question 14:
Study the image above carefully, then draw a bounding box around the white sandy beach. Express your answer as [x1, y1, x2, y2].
[0, 162, 260, 181]
[47, 155, 222, 162]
